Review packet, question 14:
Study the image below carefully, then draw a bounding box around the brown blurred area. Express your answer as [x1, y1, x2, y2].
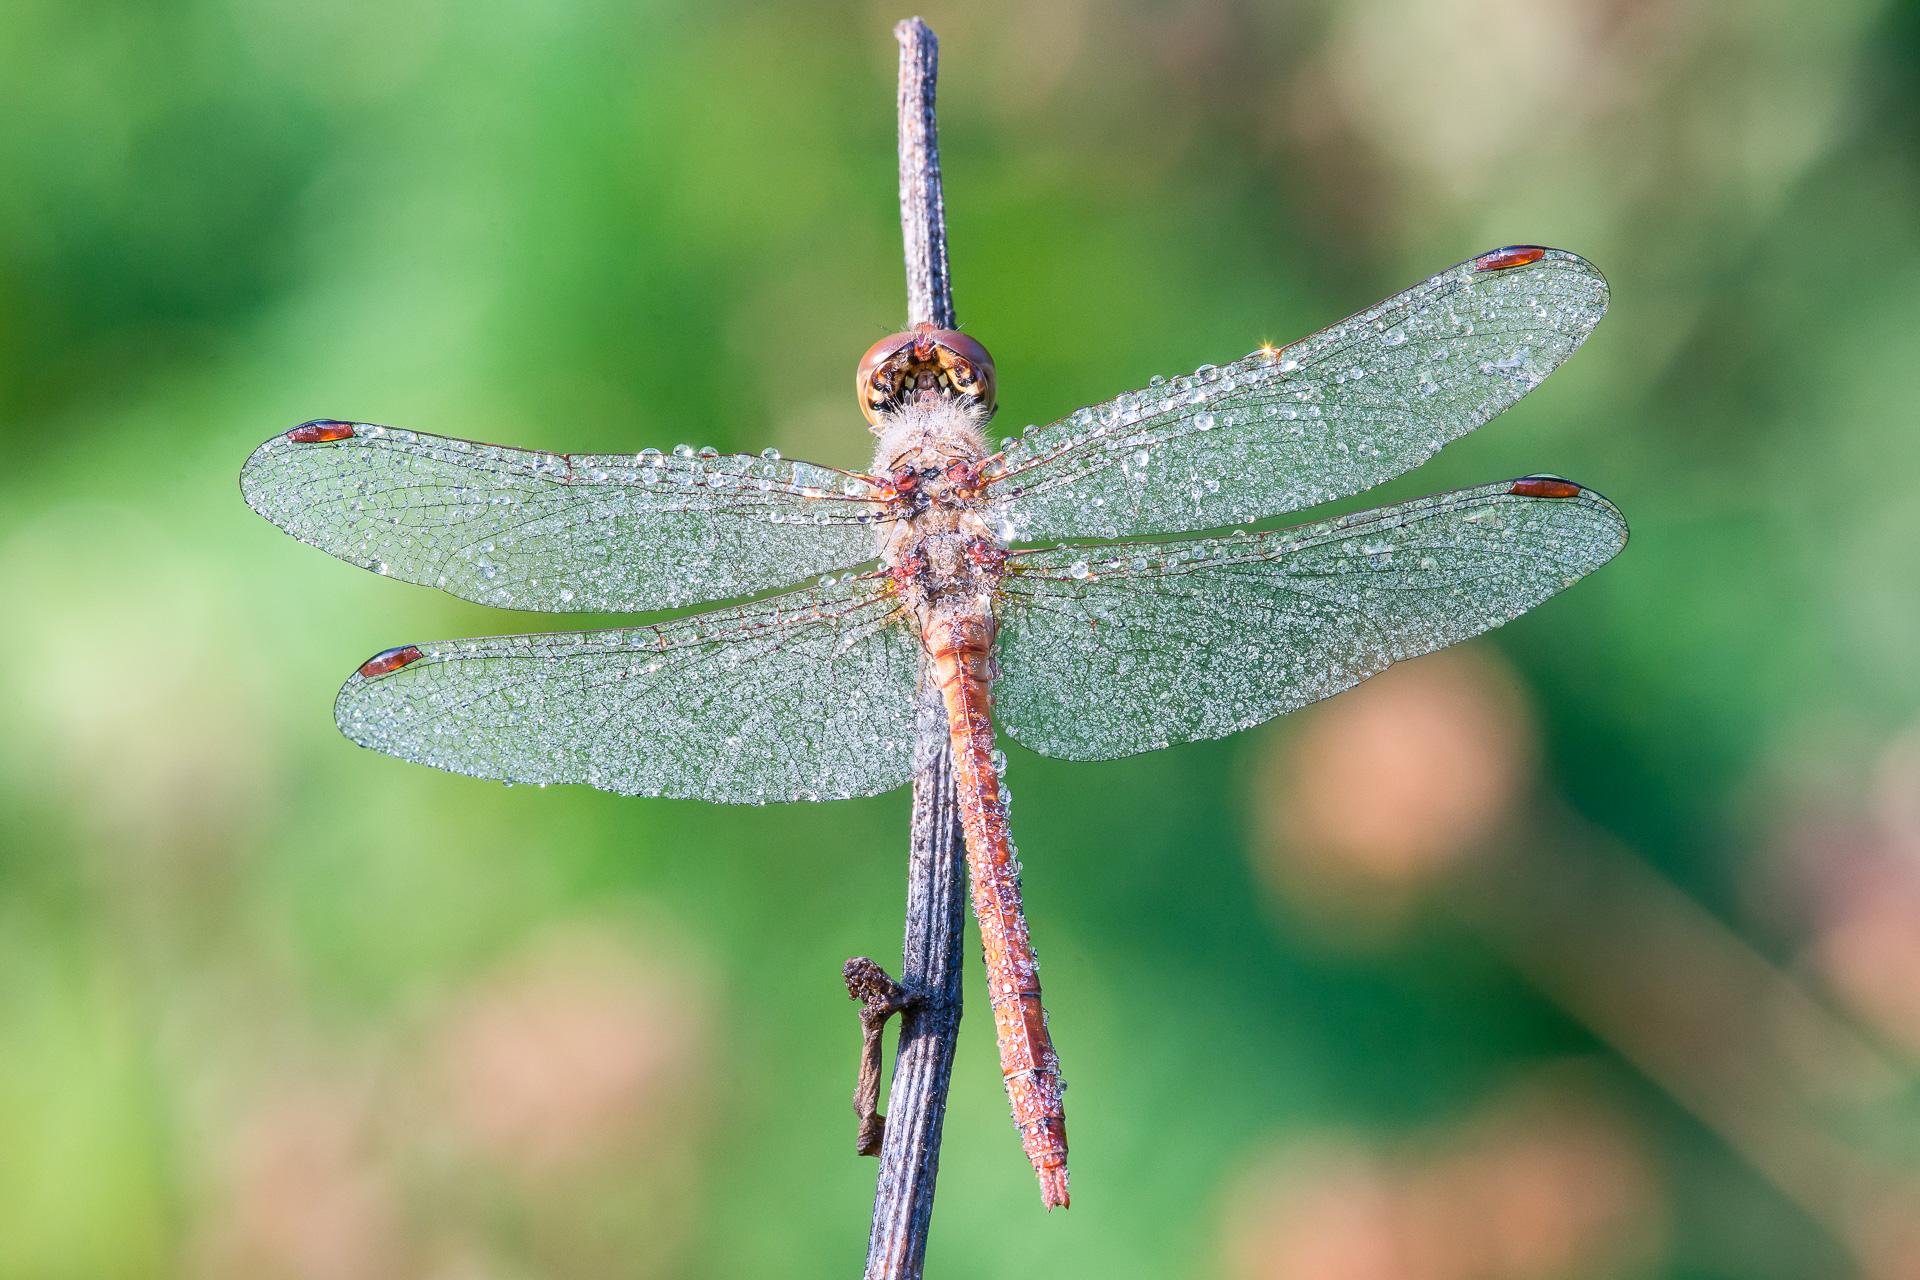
[1222, 1069, 1663, 1280]
[1247, 650, 1920, 1278]
[1252, 650, 1534, 932]
[189, 925, 713, 1279]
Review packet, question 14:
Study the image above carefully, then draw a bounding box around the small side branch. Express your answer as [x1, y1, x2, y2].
[844, 957, 916, 1156]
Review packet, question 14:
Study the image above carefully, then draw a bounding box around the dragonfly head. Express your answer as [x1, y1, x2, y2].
[857, 324, 996, 430]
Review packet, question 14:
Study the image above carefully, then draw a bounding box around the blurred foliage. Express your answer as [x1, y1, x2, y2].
[3, 1, 1919, 1277]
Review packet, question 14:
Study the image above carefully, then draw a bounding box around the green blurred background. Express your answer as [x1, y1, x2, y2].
[5, 1, 1920, 1276]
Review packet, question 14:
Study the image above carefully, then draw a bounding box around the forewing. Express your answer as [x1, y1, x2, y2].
[994, 478, 1626, 760]
[988, 248, 1608, 542]
[334, 574, 919, 802]
[241, 422, 883, 612]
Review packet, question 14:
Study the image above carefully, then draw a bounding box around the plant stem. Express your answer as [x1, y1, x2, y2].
[859, 18, 968, 1280]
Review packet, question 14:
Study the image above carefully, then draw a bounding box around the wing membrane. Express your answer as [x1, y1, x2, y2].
[993, 478, 1626, 760]
[241, 423, 883, 612]
[334, 575, 919, 802]
[987, 248, 1608, 542]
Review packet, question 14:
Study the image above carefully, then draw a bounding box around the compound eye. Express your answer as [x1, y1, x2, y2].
[856, 330, 918, 427]
[928, 330, 996, 415]
[855, 326, 998, 426]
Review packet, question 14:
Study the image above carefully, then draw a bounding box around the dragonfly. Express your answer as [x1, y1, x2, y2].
[240, 244, 1625, 1210]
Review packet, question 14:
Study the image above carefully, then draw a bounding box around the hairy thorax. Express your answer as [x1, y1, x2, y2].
[872, 399, 1006, 647]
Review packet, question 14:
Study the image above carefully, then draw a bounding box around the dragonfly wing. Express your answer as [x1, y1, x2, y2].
[993, 478, 1625, 761]
[241, 423, 882, 612]
[987, 248, 1608, 542]
[334, 575, 920, 802]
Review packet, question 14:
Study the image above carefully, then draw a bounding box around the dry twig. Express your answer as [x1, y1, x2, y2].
[844, 956, 916, 1156]
[849, 19, 970, 1279]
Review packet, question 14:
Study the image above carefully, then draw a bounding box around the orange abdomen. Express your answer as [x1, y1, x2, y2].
[926, 612, 1070, 1210]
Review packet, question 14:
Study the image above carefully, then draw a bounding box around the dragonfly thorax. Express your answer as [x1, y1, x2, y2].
[872, 401, 992, 538]
[872, 397, 990, 475]
[873, 399, 1004, 622]
[888, 530, 1006, 620]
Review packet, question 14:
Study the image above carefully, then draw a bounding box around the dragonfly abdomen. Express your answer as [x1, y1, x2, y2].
[925, 611, 1071, 1210]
